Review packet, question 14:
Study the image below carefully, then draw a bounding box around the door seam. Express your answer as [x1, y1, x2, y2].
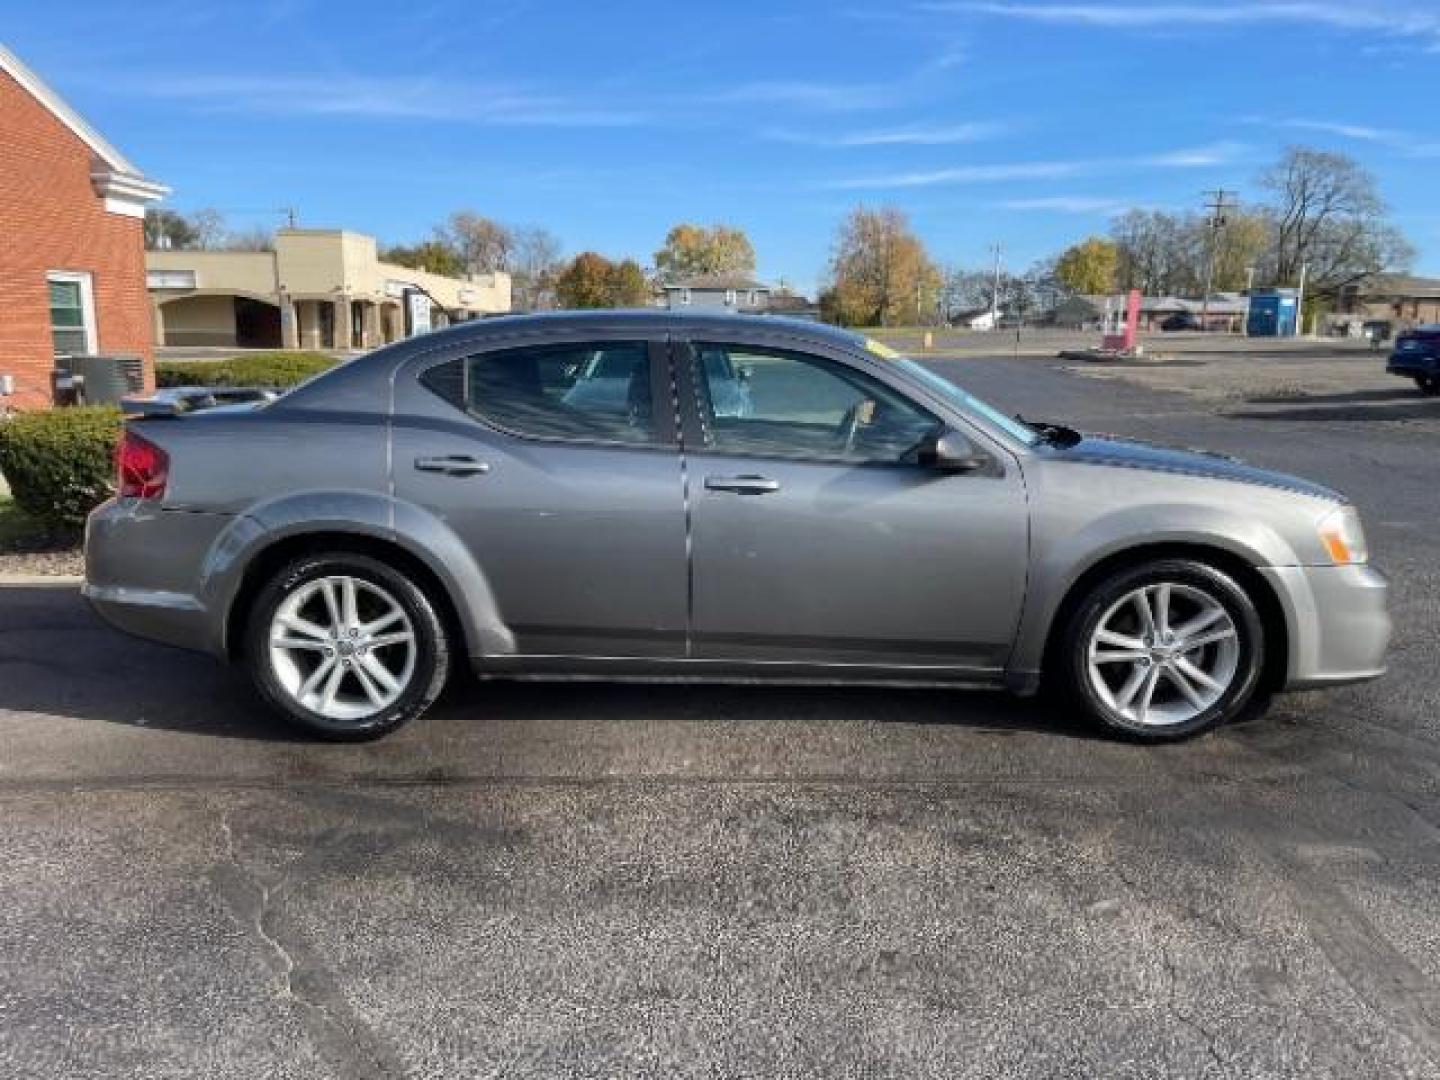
[667, 332, 696, 659]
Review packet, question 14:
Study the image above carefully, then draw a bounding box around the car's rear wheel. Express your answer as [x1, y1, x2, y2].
[1057, 558, 1266, 741]
[1415, 375, 1439, 396]
[244, 553, 450, 741]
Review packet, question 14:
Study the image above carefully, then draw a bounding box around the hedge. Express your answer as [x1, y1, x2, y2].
[155, 351, 337, 389]
[0, 406, 122, 530]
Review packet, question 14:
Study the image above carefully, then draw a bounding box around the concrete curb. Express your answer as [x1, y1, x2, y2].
[0, 574, 83, 586]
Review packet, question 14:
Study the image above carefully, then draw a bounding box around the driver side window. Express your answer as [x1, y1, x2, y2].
[690, 343, 940, 464]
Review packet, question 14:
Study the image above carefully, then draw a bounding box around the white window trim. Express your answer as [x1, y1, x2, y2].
[725, 288, 737, 306]
[48, 270, 98, 356]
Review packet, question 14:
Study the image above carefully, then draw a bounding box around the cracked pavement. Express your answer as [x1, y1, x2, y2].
[1, 347, 1437, 1078]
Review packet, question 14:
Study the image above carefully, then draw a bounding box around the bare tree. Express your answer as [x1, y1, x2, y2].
[438, 211, 514, 275]
[1260, 146, 1414, 294]
[510, 226, 564, 310]
[190, 208, 227, 250]
[222, 225, 275, 252]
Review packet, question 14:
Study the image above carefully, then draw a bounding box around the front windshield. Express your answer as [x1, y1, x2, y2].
[890, 357, 1041, 447]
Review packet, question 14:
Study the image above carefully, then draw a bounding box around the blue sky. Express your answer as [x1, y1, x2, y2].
[8, 1, 1440, 293]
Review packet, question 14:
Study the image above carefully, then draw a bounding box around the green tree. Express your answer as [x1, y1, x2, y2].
[653, 223, 756, 282]
[821, 207, 939, 327]
[608, 258, 650, 306]
[555, 252, 618, 308]
[381, 241, 466, 277]
[144, 209, 199, 251]
[1054, 237, 1118, 295]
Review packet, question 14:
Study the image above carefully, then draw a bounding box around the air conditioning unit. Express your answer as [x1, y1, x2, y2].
[55, 355, 146, 405]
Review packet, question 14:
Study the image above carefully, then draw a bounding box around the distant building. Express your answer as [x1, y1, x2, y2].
[148, 229, 510, 350]
[0, 44, 168, 409]
[1332, 274, 1440, 331]
[764, 291, 821, 321]
[661, 275, 772, 312]
[1054, 293, 1249, 332]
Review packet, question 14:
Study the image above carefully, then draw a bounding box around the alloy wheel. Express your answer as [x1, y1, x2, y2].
[267, 575, 417, 722]
[1085, 582, 1240, 728]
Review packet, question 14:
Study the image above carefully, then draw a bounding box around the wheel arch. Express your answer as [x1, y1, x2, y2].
[224, 531, 467, 662]
[1036, 541, 1290, 695]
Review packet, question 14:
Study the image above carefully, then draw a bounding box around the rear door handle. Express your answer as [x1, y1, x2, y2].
[414, 455, 491, 477]
[704, 474, 780, 495]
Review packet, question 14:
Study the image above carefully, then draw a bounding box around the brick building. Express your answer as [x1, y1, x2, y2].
[0, 44, 167, 409]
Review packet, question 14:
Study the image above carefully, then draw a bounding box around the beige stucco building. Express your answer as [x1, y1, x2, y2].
[147, 228, 510, 350]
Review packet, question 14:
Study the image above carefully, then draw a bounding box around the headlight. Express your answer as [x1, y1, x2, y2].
[1317, 505, 1369, 565]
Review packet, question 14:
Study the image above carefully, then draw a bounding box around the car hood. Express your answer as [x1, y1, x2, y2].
[1045, 432, 1341, 502]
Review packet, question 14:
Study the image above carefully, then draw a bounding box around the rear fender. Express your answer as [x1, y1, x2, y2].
[197, 490, 514, 658]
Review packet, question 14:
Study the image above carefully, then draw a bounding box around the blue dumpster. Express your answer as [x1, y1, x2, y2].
[1246, 289, 1299, 337]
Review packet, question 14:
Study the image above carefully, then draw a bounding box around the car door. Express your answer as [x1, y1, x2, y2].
[392, 333, 687, 659]
[677, 336, 1029, 672]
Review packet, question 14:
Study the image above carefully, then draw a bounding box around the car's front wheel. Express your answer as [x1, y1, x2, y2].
[1415, 374, 1439, 396]
[1057, 558, 1266, 741]
[244, 553, 450, 740]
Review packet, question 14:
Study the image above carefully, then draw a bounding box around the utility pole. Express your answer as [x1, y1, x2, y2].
[1296, 262, 1309, 338]
[279, 206, 298, 229]
[1200, 189, 1234, 331]
[989, 243, 1003, 330]
[1243, 265, 1256, 337]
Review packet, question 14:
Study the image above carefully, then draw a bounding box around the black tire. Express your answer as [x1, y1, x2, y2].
[243, 553, 450, 741]
[1056, 558, 1266, 742]
[1416, 375, 1440, 396]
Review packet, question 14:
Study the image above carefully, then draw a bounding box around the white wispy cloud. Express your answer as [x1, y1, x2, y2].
[1244, 116, 1440, 157]
[1141, 141, 1247, 167]
[998, 196, 1133, 213]
[929, 3, 1440, 47]
[764, 122, 1006, 147]
[701, 79, 904, 111]
[827, 160, 1085, 189]
[827, 142, 1247, 190]
[114, 72, 651, 127]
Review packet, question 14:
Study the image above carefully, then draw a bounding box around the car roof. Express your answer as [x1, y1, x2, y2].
[425, 308, 864, 349]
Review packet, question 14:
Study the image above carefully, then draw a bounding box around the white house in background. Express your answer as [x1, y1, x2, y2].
[955, 308, 1000, 331]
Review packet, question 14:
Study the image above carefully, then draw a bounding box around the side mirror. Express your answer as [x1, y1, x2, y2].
[919, 429, 986, 472]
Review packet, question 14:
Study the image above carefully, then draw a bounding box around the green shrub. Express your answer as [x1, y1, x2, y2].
[0, 406, 122, 529]
[155, 351, 337, 389]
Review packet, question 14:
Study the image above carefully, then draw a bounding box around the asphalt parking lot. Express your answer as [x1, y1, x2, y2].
[2, 342, 1438, 1078]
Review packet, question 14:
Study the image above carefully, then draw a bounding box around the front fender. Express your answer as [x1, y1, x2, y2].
[1006, 503, 1300, 686]
[197, 490, 515, 659]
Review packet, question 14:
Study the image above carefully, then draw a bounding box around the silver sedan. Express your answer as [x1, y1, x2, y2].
[85, 312, 1390, 741]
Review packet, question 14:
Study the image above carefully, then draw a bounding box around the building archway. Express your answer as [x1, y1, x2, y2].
[155, 292, 282, 348]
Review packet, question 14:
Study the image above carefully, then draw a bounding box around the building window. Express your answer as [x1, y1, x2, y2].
[47, 271, 97, 357]
[680, 288, 692, 306]
[747, 290, 758, 306]
[725, 289, 737, 306]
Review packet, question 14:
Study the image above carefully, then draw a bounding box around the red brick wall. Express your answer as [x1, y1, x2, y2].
[0, 67, 154, 410]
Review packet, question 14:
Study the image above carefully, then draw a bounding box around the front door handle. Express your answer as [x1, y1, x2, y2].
[704, 474, 780, 495]
[415, 455, 491, 477]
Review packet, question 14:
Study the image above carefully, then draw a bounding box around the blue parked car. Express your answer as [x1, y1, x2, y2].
[1386, 326, 1440, 395]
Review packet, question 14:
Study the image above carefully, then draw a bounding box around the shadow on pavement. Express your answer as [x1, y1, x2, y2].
[1245, 388, 1420, 406]
[0, 583, 1093, 745]
[1229, 399, 1439, 423]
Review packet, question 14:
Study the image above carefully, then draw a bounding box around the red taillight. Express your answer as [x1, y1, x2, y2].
[116, 428, 169, 500]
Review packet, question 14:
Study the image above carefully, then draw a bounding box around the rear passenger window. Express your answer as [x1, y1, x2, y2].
[421, 341, 659, 445]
